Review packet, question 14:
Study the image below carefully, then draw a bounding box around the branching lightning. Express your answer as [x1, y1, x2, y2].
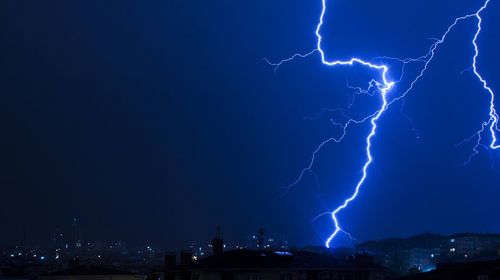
[267, 0, 498, 248]
[458, 0, 500, 164]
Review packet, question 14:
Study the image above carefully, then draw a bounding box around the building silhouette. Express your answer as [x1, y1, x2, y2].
[165, 249, 386, 280]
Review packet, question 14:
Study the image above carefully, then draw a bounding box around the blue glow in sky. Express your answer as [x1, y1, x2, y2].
[0, 0, 499, 248]
[267, 0, 498, 247]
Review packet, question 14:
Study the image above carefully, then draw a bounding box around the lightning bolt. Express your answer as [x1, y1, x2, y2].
[267, 0, 497, 248]
[458, 0, 500, 164]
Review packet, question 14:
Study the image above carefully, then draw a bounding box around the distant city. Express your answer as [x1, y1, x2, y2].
[1, 223, 500, 280]
[0, 221, 291, 272]
[356, 232, 500, 273]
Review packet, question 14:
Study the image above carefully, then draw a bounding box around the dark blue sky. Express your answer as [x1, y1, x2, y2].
[1, 0, 499, 249]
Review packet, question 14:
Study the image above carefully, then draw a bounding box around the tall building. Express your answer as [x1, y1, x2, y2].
[72, 217, 82, 250]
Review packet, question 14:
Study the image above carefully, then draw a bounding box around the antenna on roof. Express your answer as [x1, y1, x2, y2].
[211, 226, 224, 256]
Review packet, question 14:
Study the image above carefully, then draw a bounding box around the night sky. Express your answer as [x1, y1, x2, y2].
[1, 0, 499, 249]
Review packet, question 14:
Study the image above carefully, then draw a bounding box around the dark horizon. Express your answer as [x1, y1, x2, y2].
[3, 221, 500, 251]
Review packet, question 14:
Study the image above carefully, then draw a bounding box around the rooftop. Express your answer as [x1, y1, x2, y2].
[172, 249, 382, 271]
[44, 265, 137, 276]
